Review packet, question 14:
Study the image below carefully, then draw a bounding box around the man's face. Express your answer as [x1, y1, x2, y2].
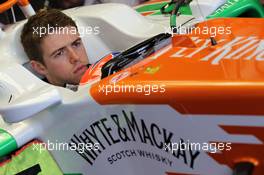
[40, 26, 89, 86]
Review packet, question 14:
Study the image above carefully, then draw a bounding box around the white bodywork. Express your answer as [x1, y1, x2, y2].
[19, 4, 36, 18]
[0, 1, 167, 159]
[0, 3, 166, 148]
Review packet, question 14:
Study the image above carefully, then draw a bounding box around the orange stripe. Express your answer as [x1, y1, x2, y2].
[141, 11, 155, 16]
[208, 126, 264, 174]
[141, 0, 170, 5]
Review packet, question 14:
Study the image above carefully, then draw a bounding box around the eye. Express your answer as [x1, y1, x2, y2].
[54, 49, 65, 58]
[72, 40, 81, 48]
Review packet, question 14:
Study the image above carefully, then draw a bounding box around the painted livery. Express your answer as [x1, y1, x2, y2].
[0, 1, 264, 175]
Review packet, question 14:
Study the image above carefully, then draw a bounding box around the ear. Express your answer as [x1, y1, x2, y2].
[30, 60, 48, 76]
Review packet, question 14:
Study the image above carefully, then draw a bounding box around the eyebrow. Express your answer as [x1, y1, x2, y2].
[49, 38, 81, 57]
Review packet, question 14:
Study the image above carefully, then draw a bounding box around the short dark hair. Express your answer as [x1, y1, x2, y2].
[21, 9, 77, 64]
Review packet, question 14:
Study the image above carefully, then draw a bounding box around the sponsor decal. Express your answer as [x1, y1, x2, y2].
[170, 37, 264, 65]
[145, 66, 160, 74]
[69, 110, 200, 169]
[108, 149, 173, 166]
[66, 106, 263, 174]
[212, 0, 240, 16]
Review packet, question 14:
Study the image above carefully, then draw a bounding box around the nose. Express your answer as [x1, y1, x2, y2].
[68, 47, 80, 64]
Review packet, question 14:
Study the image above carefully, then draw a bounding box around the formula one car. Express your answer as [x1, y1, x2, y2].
[0, 0, 264, 175]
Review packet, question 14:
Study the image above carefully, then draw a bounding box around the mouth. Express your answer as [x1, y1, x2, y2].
[74, 65, 87, 74]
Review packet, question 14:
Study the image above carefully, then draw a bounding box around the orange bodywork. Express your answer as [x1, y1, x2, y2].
[0, 0, 17, 13]
[0, 0, 29, 13]
[87, 18, 264, 116]
[17, 0, 30, 6]
[139, 0, 170, 5]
